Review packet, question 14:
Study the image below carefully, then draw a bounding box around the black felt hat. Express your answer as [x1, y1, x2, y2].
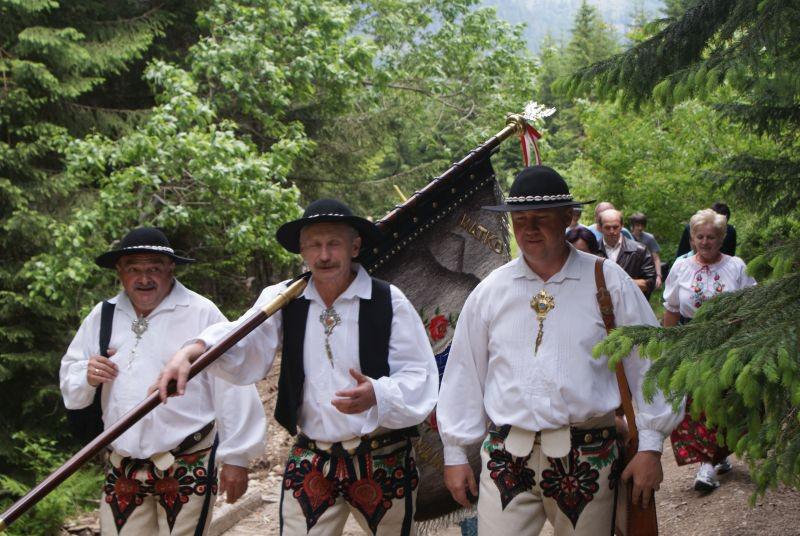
[483, 165, 594, 211]
[276, 198, 382, 254]
[95, 227, 195, 269]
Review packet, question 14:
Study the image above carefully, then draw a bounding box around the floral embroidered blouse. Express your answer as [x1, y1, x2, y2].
[663, 254, 756, 319]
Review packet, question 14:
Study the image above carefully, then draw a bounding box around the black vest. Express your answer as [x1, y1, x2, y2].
[274, 278, 393, 435]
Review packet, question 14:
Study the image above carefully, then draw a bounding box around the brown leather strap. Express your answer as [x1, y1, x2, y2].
[172, 421, 215, 455]
[594, 258, 639, 444]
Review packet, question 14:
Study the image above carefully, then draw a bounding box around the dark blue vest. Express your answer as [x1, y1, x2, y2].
[274, 278, 393, 435]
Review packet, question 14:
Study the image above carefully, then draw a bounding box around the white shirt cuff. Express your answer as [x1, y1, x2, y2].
[443, 445, 470, 466]
[637, 429, 666, 453]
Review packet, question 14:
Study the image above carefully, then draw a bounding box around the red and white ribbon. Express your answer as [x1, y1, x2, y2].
[519, 123, 542, 167]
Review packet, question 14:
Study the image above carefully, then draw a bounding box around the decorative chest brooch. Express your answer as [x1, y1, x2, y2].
[530, 289, 555, 355]
[319, 307, 341, 367]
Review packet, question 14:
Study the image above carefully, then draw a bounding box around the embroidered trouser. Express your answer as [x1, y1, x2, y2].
[280, 438, 418, 535]
[477, 416, 620, 536]
[99, 434, 218, 536]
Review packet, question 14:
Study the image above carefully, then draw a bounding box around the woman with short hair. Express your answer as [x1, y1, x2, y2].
[663, 208, 756, 491]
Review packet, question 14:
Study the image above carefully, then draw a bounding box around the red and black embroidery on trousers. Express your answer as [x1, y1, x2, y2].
[103, 446, 218, 533]
[540, 447, 602, 528]
[282, 441, 418, 534]
[483, 432, 537, 510]
[103, 458, 152, 531]
[146, 449, 218, 531]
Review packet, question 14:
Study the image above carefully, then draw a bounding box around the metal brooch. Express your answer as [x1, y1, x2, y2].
[530, 289, 555, 355]
[319, 307, 341, 367]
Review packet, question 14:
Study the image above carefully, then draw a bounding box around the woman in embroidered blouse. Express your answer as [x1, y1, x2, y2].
[663, 208, 756, 492]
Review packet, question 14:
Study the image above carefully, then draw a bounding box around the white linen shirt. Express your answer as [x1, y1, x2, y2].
[60, 281, 266, 467]
[437, 246, 683, 466]
[663, 254, 756, 319]
[196, 265, 439, 443]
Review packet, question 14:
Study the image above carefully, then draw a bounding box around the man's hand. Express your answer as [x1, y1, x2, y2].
[621, 450, 663, 509]
[655, 274, 663, 290]
[444, 464, 478, 508]
[219, 464, 249, 503]
[152, 341, 205, 402]
[331, 369, 377, 414]
[87, 349, 118, 387]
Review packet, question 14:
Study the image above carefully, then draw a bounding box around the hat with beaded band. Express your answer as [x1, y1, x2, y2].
[275, 198, 382, 255]
[483, 165, 594, 211]
[95, 227, 195, 269]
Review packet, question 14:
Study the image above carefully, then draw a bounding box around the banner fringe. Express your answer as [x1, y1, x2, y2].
[416, 507, 476, 536]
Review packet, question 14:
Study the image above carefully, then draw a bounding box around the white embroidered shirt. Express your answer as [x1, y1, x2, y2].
[60, 281, 267, 466]
[437, 246, 684, 466]
[663, 254, 756, 319]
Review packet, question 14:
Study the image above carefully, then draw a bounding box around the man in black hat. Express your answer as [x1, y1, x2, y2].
[60, 227, 266, 536]
[436, 167, 682, 535]
[157, 200, 438, 535]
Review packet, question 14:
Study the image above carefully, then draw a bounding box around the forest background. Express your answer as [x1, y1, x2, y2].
[1, 0, 797, 533]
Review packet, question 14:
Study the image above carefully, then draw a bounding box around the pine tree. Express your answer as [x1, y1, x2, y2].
[565, 1, 619, 73]
[0, 0, 203, 473]
[576, 0, 800, 494]
[662, 0, 697, 18]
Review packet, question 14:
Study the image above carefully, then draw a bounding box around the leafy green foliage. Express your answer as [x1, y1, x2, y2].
[0, 433, 102, 535]
[27, 61, 303, 317]
[293, 0, 538, 213]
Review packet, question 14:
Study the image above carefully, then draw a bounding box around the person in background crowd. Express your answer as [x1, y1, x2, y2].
[566, 226, 601, 255]
[60, 227, 266, 536]
[566, 206, 587, 232]
[629, 212, 663, 290]
[587, 201, 633, 243]
[597, 209, 657, 298]
[676, 202, 737, 258]
[663, 208, 756, 491]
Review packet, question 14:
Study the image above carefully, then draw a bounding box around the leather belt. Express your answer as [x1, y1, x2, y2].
[296, 426, 418, 457]
[172, 421, 215, 455]
[108, 421, 216, 471]
[489, 424, 617, 447]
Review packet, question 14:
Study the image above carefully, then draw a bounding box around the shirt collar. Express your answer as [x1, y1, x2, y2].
[304, 264, 372, 304]
[112, 278, 190, 317]
[603, 237, 623, 252]
[511, 244, 582, 283]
